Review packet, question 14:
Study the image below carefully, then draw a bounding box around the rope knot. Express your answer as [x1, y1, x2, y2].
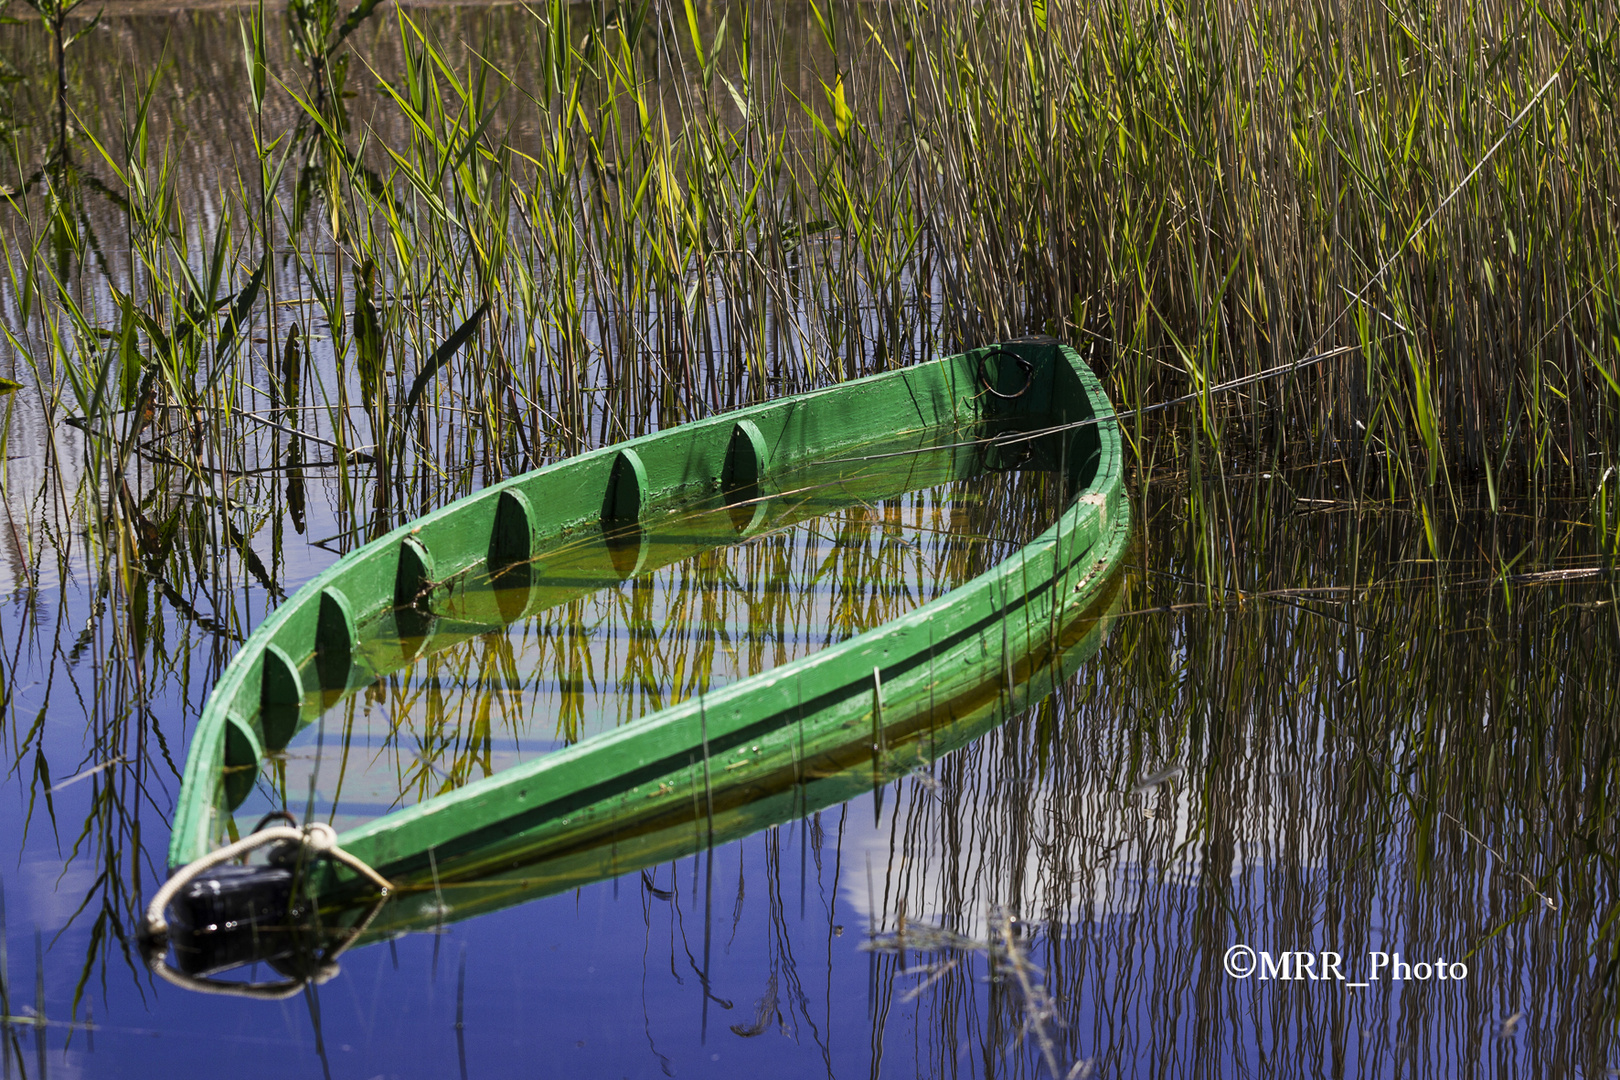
[301, 822, 338, 853]
[140, 820, 393, 999]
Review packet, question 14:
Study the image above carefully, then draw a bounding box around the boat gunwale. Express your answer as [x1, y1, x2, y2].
[169, 341, 1125, 873]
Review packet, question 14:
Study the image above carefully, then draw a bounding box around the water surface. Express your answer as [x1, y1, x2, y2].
[237, 419, 1073, 834]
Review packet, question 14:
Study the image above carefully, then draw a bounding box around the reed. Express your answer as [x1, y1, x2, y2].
[857, 431, 1620, 1071]
[0, 0, 1612, 551]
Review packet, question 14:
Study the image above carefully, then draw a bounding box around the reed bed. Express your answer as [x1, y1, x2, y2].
[853, 440, 1620, 1073]
[0, 0, 1615, 578]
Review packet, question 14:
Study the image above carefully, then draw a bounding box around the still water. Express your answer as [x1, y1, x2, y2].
[0, 3, 1616, 1078]
[5, 434, 1614, 1076]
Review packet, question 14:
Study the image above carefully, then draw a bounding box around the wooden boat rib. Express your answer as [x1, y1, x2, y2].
[153, 339, 1130, 979]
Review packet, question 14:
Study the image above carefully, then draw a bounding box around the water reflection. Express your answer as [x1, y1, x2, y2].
[2, 438, 1616, 1076]
[233, 420, 1072, 835]
[830, 471, 1618, 1076]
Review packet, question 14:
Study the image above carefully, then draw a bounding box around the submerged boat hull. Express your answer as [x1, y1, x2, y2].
[160, 339, 1129, 974]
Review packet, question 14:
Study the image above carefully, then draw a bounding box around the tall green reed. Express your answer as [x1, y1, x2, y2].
[10, 0, 1614, 543]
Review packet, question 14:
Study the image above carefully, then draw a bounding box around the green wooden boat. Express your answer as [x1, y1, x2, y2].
[142, 338, 1130, 993]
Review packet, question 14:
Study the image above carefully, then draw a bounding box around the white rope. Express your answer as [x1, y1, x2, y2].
[141, 822, 393, 999]
[813, 342, 1371, 469]
[142, 822, 392, 940]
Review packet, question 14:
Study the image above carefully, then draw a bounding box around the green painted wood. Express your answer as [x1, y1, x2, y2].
[166, 341, 1129, 890]
[489, 489, 537, 567]
[259, 644, 302, 750]
[723, 419, 769, 490]
[394, 536, 435, 610]
[604, 448, 649, 523]
[314, 589, 356, 691]
[222, 713, 262, 811]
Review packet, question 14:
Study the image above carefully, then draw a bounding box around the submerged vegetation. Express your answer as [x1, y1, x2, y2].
[0, 0, 1616, 1070]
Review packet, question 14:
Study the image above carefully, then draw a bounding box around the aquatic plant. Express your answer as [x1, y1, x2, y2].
[1, 0, 1613, 533]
